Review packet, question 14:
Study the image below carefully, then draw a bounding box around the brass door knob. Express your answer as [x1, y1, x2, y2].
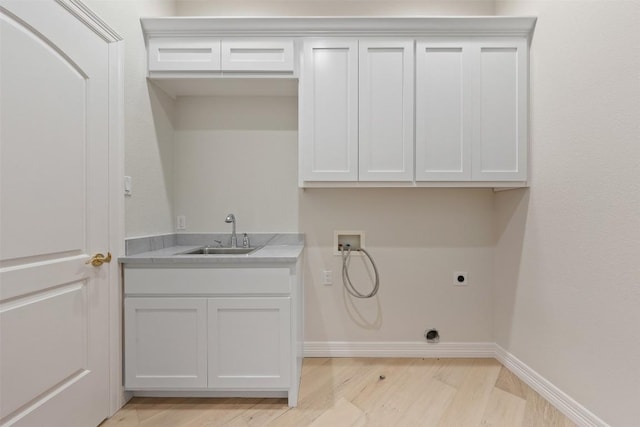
[86, 252, 112, 267]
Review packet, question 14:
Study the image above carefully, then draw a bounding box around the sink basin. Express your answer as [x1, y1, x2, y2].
[180, 247, 259, 255]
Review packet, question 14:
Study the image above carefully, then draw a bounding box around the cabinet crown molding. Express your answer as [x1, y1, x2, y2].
[141, 16, 536, 39]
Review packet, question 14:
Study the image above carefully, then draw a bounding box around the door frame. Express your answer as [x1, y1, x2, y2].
[56, 0, 126, 416]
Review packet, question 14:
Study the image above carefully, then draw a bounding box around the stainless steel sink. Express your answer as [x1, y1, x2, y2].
[180, 246, 259, 255]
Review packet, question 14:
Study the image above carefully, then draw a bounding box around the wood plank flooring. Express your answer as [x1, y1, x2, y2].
[101, 358, 576, 427]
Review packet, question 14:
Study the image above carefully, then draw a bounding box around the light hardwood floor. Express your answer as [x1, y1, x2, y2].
[102, 358, 576, 427]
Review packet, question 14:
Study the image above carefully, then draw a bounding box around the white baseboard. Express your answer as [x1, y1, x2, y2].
[304, 341, 608, 427]
[494, 345, 608, 427]
[304, 341, 495, 358]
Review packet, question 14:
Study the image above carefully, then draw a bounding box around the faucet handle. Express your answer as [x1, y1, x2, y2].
[242, 233, 250, 248]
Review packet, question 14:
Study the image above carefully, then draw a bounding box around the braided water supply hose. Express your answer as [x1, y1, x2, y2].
[340, 244, 380, 298]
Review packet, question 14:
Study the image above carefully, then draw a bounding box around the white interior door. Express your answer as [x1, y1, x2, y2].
[0, 1, 113, 426]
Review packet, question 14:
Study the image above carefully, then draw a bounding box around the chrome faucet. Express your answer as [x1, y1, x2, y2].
[224, 213, 237, 248]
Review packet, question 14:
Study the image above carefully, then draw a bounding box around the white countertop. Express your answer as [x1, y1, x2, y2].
[119, 243, 303, 265]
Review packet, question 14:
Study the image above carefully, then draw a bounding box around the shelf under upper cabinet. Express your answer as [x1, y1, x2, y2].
[148, 77, 298, 98]
[299, 181, 528, 189]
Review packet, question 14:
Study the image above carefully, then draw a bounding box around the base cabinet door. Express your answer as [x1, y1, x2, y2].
[124, 298, 208, 389]
[208, 297, 291, 388]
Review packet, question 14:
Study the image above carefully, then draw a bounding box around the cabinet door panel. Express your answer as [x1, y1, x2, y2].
[300, 39, 358, 181]
[208, 298, 291, 388]
[148, 38, 221, 72]
[416, 41, 472, 181]
[221, 39, 294, 72]
[359, 40, 414, 181]
[472, 40, 527, 181]
[125, 298, 207, 389]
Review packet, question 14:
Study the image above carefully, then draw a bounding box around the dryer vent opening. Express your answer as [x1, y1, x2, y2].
[425, 329, 440, 343]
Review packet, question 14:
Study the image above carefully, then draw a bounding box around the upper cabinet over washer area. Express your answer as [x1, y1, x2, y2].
[147, 38, 296, 75]
[141, 17, 536, 188]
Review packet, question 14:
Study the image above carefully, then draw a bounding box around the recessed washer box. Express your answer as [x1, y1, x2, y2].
[334, 231, 365, 256]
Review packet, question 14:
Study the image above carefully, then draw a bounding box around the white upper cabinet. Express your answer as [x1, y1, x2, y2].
[148, 37, 222, 72]
[415, 38, 528, 182]
[415, 41, 473, 181]
[141, 17, 535, 187]
[359, 40, 414, 182]
[221, 39, 295, 72]
[472, 39, 528, 181]
[148, 38, 295, 75]
[416, 38, 528, 182]
[300, 39, 359, 181]
[299, 39, 414, 183]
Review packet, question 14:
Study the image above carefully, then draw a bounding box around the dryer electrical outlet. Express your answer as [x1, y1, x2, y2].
[453, 272, 468, 286]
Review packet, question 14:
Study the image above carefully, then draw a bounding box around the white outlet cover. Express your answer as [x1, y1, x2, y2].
[322, 270, 333, 285]
[176, 215, 186, 230]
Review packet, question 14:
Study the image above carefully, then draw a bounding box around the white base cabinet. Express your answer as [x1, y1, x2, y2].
[208, 297, 291, 389]
[124, 264, 303, 407]
[125, 298, 208, 389]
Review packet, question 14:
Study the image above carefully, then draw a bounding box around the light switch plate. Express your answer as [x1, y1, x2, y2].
[124, 176, 132, 196]
[176, 215, 186, 230]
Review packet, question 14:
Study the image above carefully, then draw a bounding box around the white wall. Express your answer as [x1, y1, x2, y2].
[494, 1, 640, 425]
[173, 96, 299, 232]
[169, 0, 498, 345]
[84, 0, 177, 237]
[174, 100, 496, 341]
[89, 0, 640, 423]
[300, 188, 496, 343]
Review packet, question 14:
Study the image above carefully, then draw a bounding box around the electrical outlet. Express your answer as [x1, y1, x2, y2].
[176, 215, 186, 230]
[454, 272, 468, 286]
[322, 270, 333, 285]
